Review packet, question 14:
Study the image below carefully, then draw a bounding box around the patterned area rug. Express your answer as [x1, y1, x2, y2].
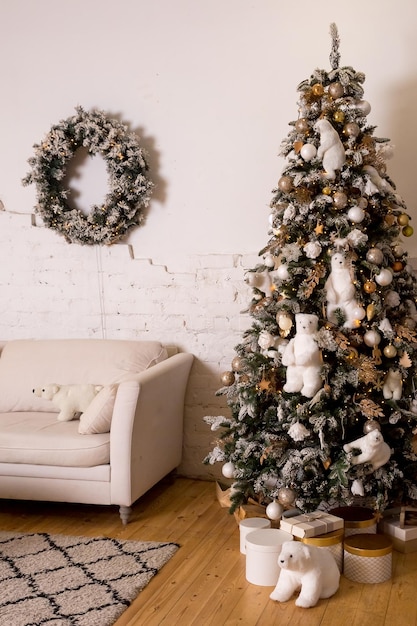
[0, 531, 179, 626]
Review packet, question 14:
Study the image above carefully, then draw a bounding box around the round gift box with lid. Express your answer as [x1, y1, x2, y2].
[330, 506, 377, 536]
[343, 533, 392, 583]
[297, 529, 344, 572]
[245, 528, 293, 586]
[239, 517, 271, 554]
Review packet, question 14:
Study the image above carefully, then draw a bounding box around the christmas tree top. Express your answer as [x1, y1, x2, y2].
[205, 24, 417, 517]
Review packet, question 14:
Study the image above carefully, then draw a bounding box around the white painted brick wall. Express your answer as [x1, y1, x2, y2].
[0, 211, 257, 479]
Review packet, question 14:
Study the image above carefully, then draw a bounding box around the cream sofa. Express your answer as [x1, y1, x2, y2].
[0, 339, 193, 523]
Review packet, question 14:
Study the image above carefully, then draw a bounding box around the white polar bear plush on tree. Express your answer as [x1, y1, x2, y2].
[270, 541, 340, 608]
[281, 313, 322, 398]
[343, 428, 391, 470]
[325, 252, 364, 329]
[314, 118, 346, 180]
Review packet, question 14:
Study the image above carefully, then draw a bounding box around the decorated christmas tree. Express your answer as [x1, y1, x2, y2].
[204, 24, 417, 518]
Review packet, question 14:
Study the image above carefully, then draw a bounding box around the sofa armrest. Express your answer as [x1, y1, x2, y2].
[109, 352, 193, 506]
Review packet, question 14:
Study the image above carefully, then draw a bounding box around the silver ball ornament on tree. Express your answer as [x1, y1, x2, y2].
[278, 176, 293, 193]
[366, 248, 384, 265]
[363, 420, 381, 434]
[266, 500, 284, 521]
[278, 487, 296, 506]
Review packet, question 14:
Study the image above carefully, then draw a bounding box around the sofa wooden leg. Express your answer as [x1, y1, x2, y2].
[119, 505, 132, 525]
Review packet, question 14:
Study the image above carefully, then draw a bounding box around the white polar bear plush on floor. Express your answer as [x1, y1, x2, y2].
[270, 541, 340, 608]
[33, 383, 102, 422]
[343, 428, 391, 470]
[281, 314, 322, 398]
[325, 252, 363, 329]
[314, 118, 346, 180]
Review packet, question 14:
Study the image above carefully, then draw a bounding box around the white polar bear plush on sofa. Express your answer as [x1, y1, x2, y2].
[343, 428, 391, 470]
[281, 313, 322, 398]
[33, 383, 102, 422]
[270, 540, 340, 608]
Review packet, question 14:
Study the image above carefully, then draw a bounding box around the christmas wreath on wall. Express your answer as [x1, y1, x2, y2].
[22, 107, 154, 245]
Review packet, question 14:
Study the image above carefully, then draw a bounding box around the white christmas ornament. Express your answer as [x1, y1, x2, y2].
[288, 422, 311, 441]
[222, 461, 236, 478]
[266, 500, 284, 521]
[347, 206, 365, 223]
[300, 143, 317, 162]
[343, 429, 391, 470]
[277, 264, 290, 280]
[314, 118, 346, 180]
[375, 269, 393, 286]
[264, 254, 276, 268]
[352, 306, 366, 320]
[364, 330, 381, 347]
[281, 314, 322, 398]
[277, 313, 293, 331]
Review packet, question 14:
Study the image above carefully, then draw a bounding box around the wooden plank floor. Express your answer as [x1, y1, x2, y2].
[1, 477, 417, 625]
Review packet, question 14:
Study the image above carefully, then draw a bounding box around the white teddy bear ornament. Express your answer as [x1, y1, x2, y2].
[343, 428, 391, 470]
[33, 383, 102, 422]
[383, 368, 402, 400]
[281, 313, 322, 398]
[314, 118, 346, 180]
[270, 540, 340, 608]
[325, 252, 364, 329]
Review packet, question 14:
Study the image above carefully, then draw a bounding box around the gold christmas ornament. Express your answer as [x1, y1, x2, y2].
[231, 356, 244, 372]
[383, 344, 397, 358]
[392, 261, 404, 272]
[322, 186, 332, 195]
[397, 213, 409, 226]
[384, 214, 396, 226]
[366, 303, 376, 320]
[333, 110, 345, 123]
[363, 280, 376, 294]
[221, 371, 235, 386]
[402, 225, 414, 237]
[312, 83, 324, 97]
[294, 140, 303, 153]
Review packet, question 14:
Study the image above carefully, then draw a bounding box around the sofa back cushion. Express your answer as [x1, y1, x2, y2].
[0, 339, 168, 412]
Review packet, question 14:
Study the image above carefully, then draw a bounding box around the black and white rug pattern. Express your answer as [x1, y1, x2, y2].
[0, 531, 179, 625]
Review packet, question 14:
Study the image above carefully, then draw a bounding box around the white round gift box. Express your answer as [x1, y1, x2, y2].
[245, 528, 293, 586]
[239, 517, 271, 554]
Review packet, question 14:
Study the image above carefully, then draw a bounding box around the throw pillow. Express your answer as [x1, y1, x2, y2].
[78, 384, 117, 434]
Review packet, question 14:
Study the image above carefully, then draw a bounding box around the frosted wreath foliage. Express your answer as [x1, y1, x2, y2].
[23, 107, 154, 245]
